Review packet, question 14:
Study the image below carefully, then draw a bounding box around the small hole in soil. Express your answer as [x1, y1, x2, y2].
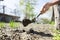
[27, 39, 30, 40]
[23, 30, 25, 32]
[29, 29, 34, 33]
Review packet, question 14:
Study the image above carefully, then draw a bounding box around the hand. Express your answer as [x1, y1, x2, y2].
[41, 2, 52, 13]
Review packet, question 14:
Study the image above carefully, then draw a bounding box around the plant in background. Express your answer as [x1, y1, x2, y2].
[20, 0, 37, 19]
[41, 18, 55, 25]
[53, 30, 60, 40]
[49, 21, 55, 26]
[41, 18, 50, 24]
[0, 22, 5, 28]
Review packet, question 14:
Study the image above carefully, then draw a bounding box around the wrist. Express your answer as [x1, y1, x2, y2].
[48, 2, 53, 6]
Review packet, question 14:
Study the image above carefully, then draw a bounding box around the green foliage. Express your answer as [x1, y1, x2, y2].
[20, 0, 24, 5]
[41, 18, 50, 24]
[53, 30, 60, 40]
[9, 21, 15, 28]
[41, 18, 55, 25]
[20, 0, 36, 19]
[9, 21, 18, 28]
[0, 22, 5, 28]
[49, 21, 55, 25]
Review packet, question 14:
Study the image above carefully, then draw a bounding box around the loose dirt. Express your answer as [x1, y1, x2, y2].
[0, 23, 54, 40]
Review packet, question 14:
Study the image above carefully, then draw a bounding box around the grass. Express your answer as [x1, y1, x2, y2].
[49, 21, 55, 26]
[53, 30, 60, 40]
[9, 21, 20, 28]
[49, 27, 60, 40]
[41, 18, 55, 26]
[9, 21, 17, 28]
[0, 21, 21, 29]
[0, 22, 5, 28]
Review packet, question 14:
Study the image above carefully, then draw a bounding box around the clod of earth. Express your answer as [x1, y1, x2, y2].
[22, 19, 32, 27]
[22, 18, 36, 27]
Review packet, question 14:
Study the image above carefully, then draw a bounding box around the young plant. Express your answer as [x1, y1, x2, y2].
[0, 22, 5, 28]
[9, 20, 20, 28]
[9, 21, 16, 28]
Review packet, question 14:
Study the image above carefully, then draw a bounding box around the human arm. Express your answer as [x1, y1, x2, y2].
[40, 0, 60, 14]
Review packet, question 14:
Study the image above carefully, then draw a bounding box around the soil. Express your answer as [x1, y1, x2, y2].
[0, 23, 54, 40]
